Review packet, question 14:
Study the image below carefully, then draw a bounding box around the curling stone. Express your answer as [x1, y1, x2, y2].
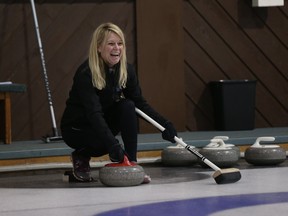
[212, 136, 241, 159]
[198, 138, 239, 168]
[245, 137, 286, 166]
[161, 141, 198, 166]
[99, 156, 145, 187]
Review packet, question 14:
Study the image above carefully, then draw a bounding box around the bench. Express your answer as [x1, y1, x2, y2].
[0, 83, 26, 144]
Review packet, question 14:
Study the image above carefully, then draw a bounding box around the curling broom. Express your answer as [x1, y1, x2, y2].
[30, 0, 62, 143]
[135, 108, 241, 184]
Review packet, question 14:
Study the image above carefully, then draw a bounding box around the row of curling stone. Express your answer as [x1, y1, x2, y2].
[245, 136, 286, 165]
[161, 136, 287, 167]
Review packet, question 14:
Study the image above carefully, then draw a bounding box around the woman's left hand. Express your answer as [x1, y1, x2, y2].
[161, 122, 177, 143]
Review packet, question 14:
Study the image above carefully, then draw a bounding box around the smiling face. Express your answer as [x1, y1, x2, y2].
[98, 31, 124, 67]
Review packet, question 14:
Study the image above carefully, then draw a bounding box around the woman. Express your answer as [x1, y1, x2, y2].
[61, 23, 177, 182]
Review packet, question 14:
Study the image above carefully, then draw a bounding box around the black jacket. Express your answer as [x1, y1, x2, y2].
[61, 60, 168, 147]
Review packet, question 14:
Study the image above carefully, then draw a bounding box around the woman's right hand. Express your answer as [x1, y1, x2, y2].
[109, 143, 125, 162]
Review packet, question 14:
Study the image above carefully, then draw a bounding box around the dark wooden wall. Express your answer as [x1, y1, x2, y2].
[184, 0, 288, 130]
[0, 0, 288, 142]
[136, 0, 185, 133]
[0, 0, 137, 141]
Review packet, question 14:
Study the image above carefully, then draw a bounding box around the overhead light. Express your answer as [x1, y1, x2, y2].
[252, 0, 284, 7]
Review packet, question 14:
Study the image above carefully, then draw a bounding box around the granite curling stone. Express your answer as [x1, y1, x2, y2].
[99, 156, 145, 187]
[212, 136, 241, 159]
[161, 142, 198, 166]
[199, 138, 239, 168]
[245, 137, 286, 166]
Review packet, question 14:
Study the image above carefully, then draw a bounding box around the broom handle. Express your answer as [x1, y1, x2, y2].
[135, 108, 221, 171]
[30, 0, 59, 137]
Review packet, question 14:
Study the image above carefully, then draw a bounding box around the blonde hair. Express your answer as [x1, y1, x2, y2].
[88, 23, 127, 90]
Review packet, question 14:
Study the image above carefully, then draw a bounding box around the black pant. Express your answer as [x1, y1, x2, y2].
[62, 99, 138, 161]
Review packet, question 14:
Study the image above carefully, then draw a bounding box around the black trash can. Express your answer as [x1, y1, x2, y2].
[210, 80, 257, 131]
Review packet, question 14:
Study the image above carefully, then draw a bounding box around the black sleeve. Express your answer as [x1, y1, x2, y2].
[123, 64, 169, 126]
[73, 66, 118, 148]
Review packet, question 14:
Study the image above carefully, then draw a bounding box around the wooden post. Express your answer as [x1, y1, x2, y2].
[0, 92, 12, 144]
